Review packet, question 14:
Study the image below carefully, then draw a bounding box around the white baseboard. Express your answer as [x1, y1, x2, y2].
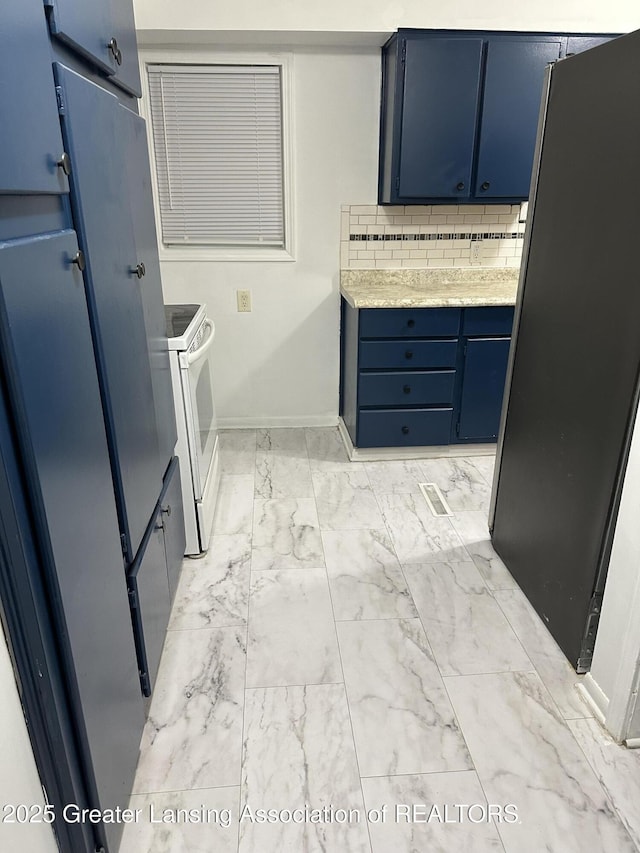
[338, 417, 496, 462]
[578, 673, 609, 725]
[624, 738, 640, 749]
[218, 414, 339, 429]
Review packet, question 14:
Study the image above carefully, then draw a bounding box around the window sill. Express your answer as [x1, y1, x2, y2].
[159, 246, 296, 263]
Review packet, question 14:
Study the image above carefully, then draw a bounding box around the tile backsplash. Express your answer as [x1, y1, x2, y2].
[340, 204, 526, 270]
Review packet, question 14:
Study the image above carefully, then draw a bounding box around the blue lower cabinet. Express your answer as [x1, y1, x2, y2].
[360, 339, 458, 369]
[127, 457, 185, 696]
[127, 515, 170, 698]
[359, 370, 455, 407]
[339, 298, 513, 448]
[455, 337, 511, 441]
[359, 408, 453, 447]
[158, 457, 186, 601]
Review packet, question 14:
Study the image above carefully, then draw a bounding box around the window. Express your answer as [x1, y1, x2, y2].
[146, 62, 291, 258]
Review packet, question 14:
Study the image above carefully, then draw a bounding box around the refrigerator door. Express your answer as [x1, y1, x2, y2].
[491, 30, 640, 670]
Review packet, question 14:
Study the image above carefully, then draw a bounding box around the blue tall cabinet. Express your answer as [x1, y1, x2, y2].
[0, 2, 184, 851]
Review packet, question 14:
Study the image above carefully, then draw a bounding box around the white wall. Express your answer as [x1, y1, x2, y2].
[587, 415, 640, 740]
[0, 628, 58, 852]
[149, 48, 380, 426]
[133, 0, 639, 37]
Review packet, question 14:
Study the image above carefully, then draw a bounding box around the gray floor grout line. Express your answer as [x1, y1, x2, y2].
[235, 429, 257, 853]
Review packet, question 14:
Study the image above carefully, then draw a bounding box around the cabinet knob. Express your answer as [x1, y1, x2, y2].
[403, 385, 411, 394]
[57, 152, 71, 176]
[401, 426, 410, 435]
[407, 318, 415, 328]
[404, 350, 413, 360]
[131, 262, 146, 279]
[70, 250, 86, 272]
[107, 37, 123, 66]
[161, 504, 172, 517]
[481, 181, 491, 191]
[456, 182, 465, 191]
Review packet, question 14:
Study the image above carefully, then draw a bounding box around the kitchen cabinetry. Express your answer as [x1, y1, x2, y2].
[456, 308, 514, 441]
[379, 29, 615, 205]
[0, 0, 69, 193]
[56, 65, 171, 560]
[44, 0, 141, 95]
[1, 0, 183, 850]
[340, 300, 514, 448]
[0, 232, 144, 849]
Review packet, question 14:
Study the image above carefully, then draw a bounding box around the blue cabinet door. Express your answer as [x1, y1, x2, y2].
[457, 338, 511, 441]
[120, 103, 177, 466]
[0, 0, 68, 193]
[45, 0, 141, 96]
[398, 37, 483, 199]
[475, 40, 561, 199]
[0, 231, 144, 844]
[55, 64, 163, 559]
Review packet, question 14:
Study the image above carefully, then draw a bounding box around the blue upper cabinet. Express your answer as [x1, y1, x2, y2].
[566, 36, 613, 55]
[0, 0, 68, 193]
[44, 0, 141, 96]
[379, 30, 617, 205]
[398, 38, 483, 200]
[474, 39, 561, 199]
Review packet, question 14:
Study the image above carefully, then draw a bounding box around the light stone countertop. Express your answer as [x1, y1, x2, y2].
[340, 268, 520, 309]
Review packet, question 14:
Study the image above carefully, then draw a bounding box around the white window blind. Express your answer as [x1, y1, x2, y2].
[147, 64, 285, 247]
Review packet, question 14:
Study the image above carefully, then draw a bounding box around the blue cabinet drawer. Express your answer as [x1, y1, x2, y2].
[360, 339, 458, 369]
[358, 408, 453, 448]
[359, 370, 455, 407]
[462, 306, 515, 336]
[359, 307, 461, 338]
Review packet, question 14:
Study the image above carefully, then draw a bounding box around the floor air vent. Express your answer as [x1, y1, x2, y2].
[418, 482, 453, 517]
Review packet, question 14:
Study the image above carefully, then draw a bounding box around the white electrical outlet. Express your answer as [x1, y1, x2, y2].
[470, 241, 482, 264]
[237, 290, 252, 312]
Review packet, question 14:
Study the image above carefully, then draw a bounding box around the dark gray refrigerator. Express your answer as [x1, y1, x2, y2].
[490, 28, 640, 672]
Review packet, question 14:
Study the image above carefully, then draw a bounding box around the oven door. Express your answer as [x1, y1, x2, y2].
[180, 318, 217, 500]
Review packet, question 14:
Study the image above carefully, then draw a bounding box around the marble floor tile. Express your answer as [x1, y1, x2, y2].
[120, 787, 240, 853]
[568, 717, 640, 848]
[212, 475, 255, 535]
[256, 427, 308, 455]
[251, 498, 324, 570]
[218, 429, 257, 475]
[468, 453, 496, 486]
[494, 588, 591, 720]
[312, 469, 385, 530]
[378, 493, 468, 564]
[362, 771, 505, 853]
[404, 561, 532, 676]
[133, 626, 246, 794]
[239, 684, 371, 853]
[169, 534, 251, 631]
[445, 671, 636, 853]
[364, 460, 425, 495]
[305, 427, 354, 471]
[420, 457, 492, 511]
[254, 451, 314, 500]
[322, 528, 418, 621]
[337, 618, 472, 777]
[449, 510, 518, 589]
[246, 569, 342, 688]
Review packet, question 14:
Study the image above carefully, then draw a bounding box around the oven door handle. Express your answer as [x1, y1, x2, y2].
[186, 319, 215, 365]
